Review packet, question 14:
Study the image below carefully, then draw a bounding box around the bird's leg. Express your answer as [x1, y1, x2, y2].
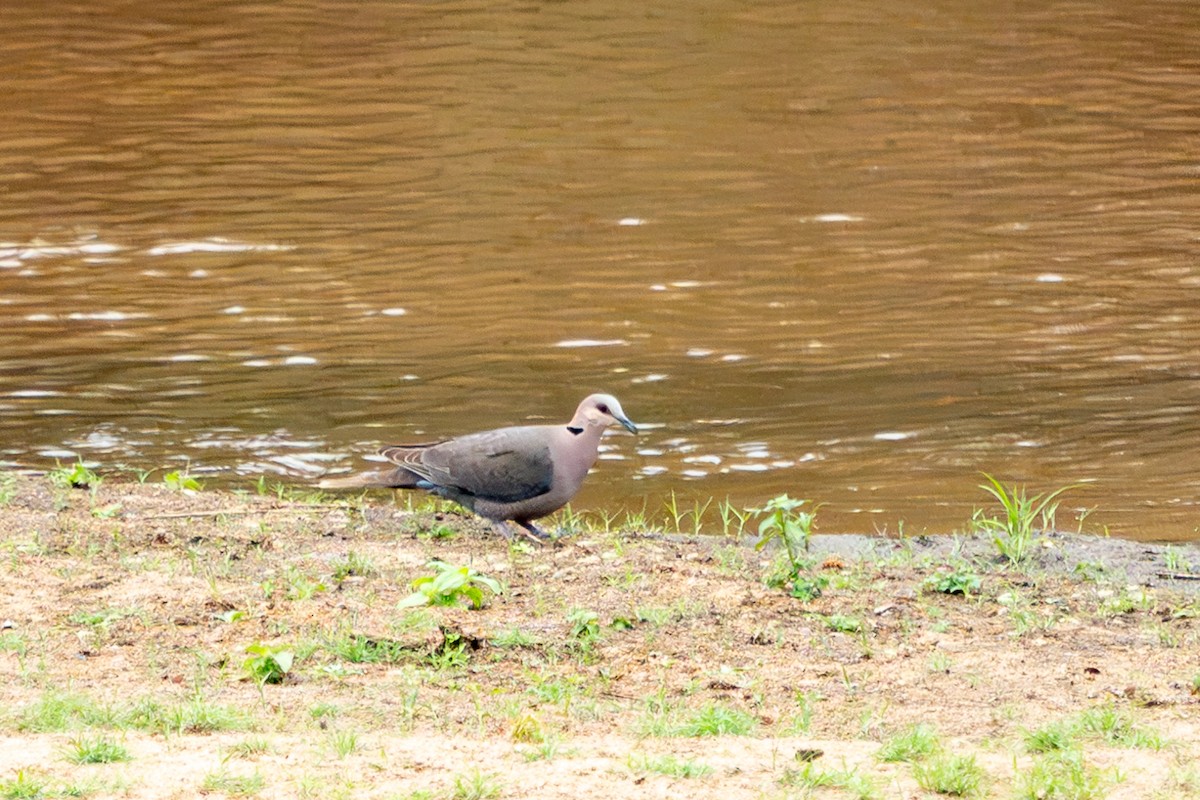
[515, 520, 552, 543]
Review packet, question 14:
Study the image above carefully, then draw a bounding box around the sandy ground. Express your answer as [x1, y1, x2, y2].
[0, 474, 1197, 799]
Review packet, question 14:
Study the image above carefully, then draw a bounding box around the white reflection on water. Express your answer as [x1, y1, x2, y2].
[148, 238, 295, 256]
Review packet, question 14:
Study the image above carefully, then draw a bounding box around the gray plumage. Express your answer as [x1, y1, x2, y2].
[320, 393, 637, 538]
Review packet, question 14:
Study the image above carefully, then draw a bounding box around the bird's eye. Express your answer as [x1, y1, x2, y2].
[597, 404, 610, 414]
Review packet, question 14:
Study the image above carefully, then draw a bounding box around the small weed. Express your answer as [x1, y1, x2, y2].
[427, 631, 471, 670]
[1098, 586, 1155, 617]
[91, 502, 123, 519]
[227, 736, 272, 758]
[0, 769, 47, 799]
[677, 702, 757, 737]
[328, 728, 359, 758]
[490, 628, 535, 648]
[129, 694, 250, 735]
[16, 689, 112, 732]
[309, 703, 340, 722]
[823, 614, 864, 634]
[1013, 750, 1113, 800]
[201, 768, 264, 796]
[876, 723, 940, 763]
[780, 762, 879, 800]
[784, 690, 821, 734]
[912, 753, 986, 797]
[49, 460, 101, 490]
[284, 567, 326, 601]
[163, 469, 203, 492]
[717, 498, 753, 538]
[628, 753, 713, 779]
[63, 733, 130, 764]
[417, 522, 458, 540]
[711, 544, 746, 573]
[1077, 704, 1163, 749]
[566, 608, 601, 644]
[1024, 719, 1080, 753]
[1163, 546, 1194, 573]
[0, 472, 16, 505]
[972, 474, 1079, 567]
[754, 494, 818, 568]
[510, 713, 544, 744]
[330, 551, 376, 582]
[519, 737, 566, 762]
[927, 652, 953, 673]
[923, 567, 982, 596]
[399, 561, 502, 610]
[325, 633, 406, 664]
[448, 769, 501, 800]
[243, 642, 295, 686]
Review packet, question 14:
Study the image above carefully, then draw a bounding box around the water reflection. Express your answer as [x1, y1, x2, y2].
[2, 0, 1199, 540]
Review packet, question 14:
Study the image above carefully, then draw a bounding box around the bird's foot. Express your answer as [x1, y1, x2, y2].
[515, 521, 557, 545]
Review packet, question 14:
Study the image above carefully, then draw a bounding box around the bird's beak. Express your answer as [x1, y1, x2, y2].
[617, 415, 638, 435]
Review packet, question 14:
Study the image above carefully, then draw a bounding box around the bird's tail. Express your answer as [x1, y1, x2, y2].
[318, 468, 419, 490]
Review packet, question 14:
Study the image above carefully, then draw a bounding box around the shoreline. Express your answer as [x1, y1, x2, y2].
[0, 473, 1198, 799]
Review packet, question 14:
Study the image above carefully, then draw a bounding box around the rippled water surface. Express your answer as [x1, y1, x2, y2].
[3, 0, 1199, 540]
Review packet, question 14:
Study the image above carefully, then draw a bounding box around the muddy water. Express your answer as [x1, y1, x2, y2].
[2, 1, 1199, 540]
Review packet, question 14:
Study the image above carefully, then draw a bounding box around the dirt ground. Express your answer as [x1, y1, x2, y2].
[0, 474, 1197, 799]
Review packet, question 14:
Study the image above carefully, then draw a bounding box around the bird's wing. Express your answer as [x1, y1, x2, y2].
[381, 426, 554, 503]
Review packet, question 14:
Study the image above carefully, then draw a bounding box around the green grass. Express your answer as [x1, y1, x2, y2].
[324, 632, 407, 664]
[226, 736, 273, 758]
[490, 627, 536, 648]
[128, 695, 252, 735]
[1023, 706, 1162, 757]
[13, 690, 114, 732]
[923, 567, 982, 595]
[201, 768, 265, 797]
[876, 723, 940, 762]
[780, 762, 879, 800]
[328, 728, 359, 758]
[628, 753, 713, 779]
[448, 770, 501, 800]
[1024, 719, 1080, 753]
[330, 550, 376, 582]
[0, 769, 48, 800]
[972, 474, 1079, 567]
[0, 471, 17, 505]
[823, 613, 864, 633]
[638, 701, 757, 738]
[912, 753, 986, 797]
[1076, 704, 1163, 749]
[62, 733, 130, 764]
[1013, 750, 1113, 800]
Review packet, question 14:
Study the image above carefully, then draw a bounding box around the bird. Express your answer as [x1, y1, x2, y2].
[319, 393, 638, 539]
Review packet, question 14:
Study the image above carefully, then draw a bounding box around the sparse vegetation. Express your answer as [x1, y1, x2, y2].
[1013, 750, 1113, 800]
[912, 753, 987, 796]
[0, 472, 1194, 800]
[628, 753, 713, 779]
[48, 460, 101, 491]
[243, 642, 296, 686]
[876, 723, 940, 763]
[399, 561, 503, 609]
[972, 474, 1079, 566]
[62, 733, 130, 764]
[754, 494, 824, 598]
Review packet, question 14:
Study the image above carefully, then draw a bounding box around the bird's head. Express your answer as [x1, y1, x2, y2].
[573, 393, 638, 434]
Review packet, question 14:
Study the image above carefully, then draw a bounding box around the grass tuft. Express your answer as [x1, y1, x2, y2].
[876, 723, 940, 763]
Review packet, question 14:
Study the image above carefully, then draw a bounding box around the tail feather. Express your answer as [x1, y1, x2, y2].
[318, 467, 420, 490]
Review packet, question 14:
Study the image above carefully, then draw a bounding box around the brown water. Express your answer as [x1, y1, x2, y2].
[3, 0, 1199, 540]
